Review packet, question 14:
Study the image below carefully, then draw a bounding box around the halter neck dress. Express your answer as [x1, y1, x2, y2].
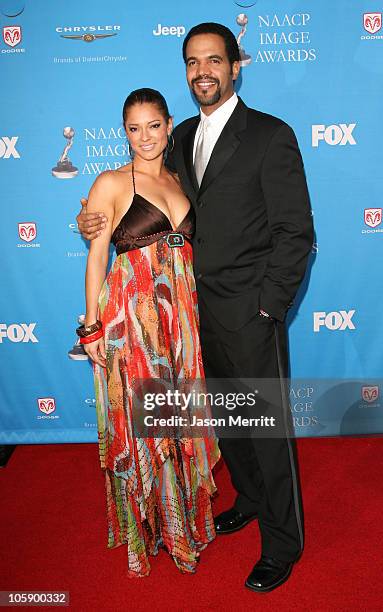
[93, 165, 219, 577]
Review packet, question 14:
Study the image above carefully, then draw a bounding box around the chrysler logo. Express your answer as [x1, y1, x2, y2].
[56, 25, 120, 42]
[60, 32, 117, 42]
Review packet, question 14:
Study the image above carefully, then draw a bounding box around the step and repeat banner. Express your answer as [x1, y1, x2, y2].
[1, 0, 382, 443]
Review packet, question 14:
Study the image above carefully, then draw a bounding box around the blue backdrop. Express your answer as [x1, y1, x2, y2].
[1, 0, 382, 443]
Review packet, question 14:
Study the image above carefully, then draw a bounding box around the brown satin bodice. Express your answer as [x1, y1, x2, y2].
[111, 166, 195, 256]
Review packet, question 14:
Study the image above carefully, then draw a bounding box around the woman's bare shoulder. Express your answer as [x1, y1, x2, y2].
[115, 162, 133, 177]
[92, 165, 132, 193]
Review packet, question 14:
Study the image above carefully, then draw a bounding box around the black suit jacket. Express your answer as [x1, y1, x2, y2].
[167, 97, 313, 330]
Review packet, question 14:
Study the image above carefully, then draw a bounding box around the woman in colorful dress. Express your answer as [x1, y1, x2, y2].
[78, 88, 220, 577]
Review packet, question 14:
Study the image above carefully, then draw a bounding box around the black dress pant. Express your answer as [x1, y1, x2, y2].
[198, 297, 304, 563]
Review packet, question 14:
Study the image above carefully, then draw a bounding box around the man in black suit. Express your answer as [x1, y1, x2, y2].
[78, 22, 313, 593]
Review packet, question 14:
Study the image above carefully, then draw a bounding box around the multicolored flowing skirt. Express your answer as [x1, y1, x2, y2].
[94, 237, 220, 576]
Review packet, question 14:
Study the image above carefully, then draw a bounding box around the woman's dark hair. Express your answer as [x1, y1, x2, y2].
[182, 22, 240, 67]
[122, 88, 170, 123]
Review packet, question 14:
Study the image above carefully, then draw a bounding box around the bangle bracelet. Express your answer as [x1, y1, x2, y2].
[76, 320, 102, 338]
[79, 329, 104, 344]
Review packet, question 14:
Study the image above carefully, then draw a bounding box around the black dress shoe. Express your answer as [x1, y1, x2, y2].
[214, 507, 258, 534]
[245, 556, 294, 593]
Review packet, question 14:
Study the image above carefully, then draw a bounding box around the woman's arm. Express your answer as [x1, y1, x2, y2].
[83, 171, 115, 365]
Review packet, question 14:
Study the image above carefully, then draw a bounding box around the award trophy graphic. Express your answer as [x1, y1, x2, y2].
[52, 126, 78, 179]
[68, 315, 89, 361]
[236, 14, 252, 67]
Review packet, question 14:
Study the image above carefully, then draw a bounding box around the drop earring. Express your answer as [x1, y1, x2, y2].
[167, 133, 175, 153]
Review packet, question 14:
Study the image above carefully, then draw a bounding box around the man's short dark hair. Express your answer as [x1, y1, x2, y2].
[182, 22, 240, 66]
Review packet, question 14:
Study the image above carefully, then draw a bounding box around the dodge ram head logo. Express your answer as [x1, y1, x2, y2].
[361, 386, 379, 403]
[18, 222, 37, 243]
[363, 13, 382, 34]
[3, 26, 22, 47]
[37, 398, 56, 415]
[364, 208, 382, 228]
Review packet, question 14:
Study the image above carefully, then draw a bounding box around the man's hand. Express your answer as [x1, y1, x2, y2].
[76, 197, 107, 240]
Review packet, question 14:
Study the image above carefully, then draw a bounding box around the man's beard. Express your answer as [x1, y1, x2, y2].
[191, 78, 222, 107]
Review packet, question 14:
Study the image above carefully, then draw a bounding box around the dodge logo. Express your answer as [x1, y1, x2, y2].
[3, 25, 22, 47]
[18, 222, 37, 243]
